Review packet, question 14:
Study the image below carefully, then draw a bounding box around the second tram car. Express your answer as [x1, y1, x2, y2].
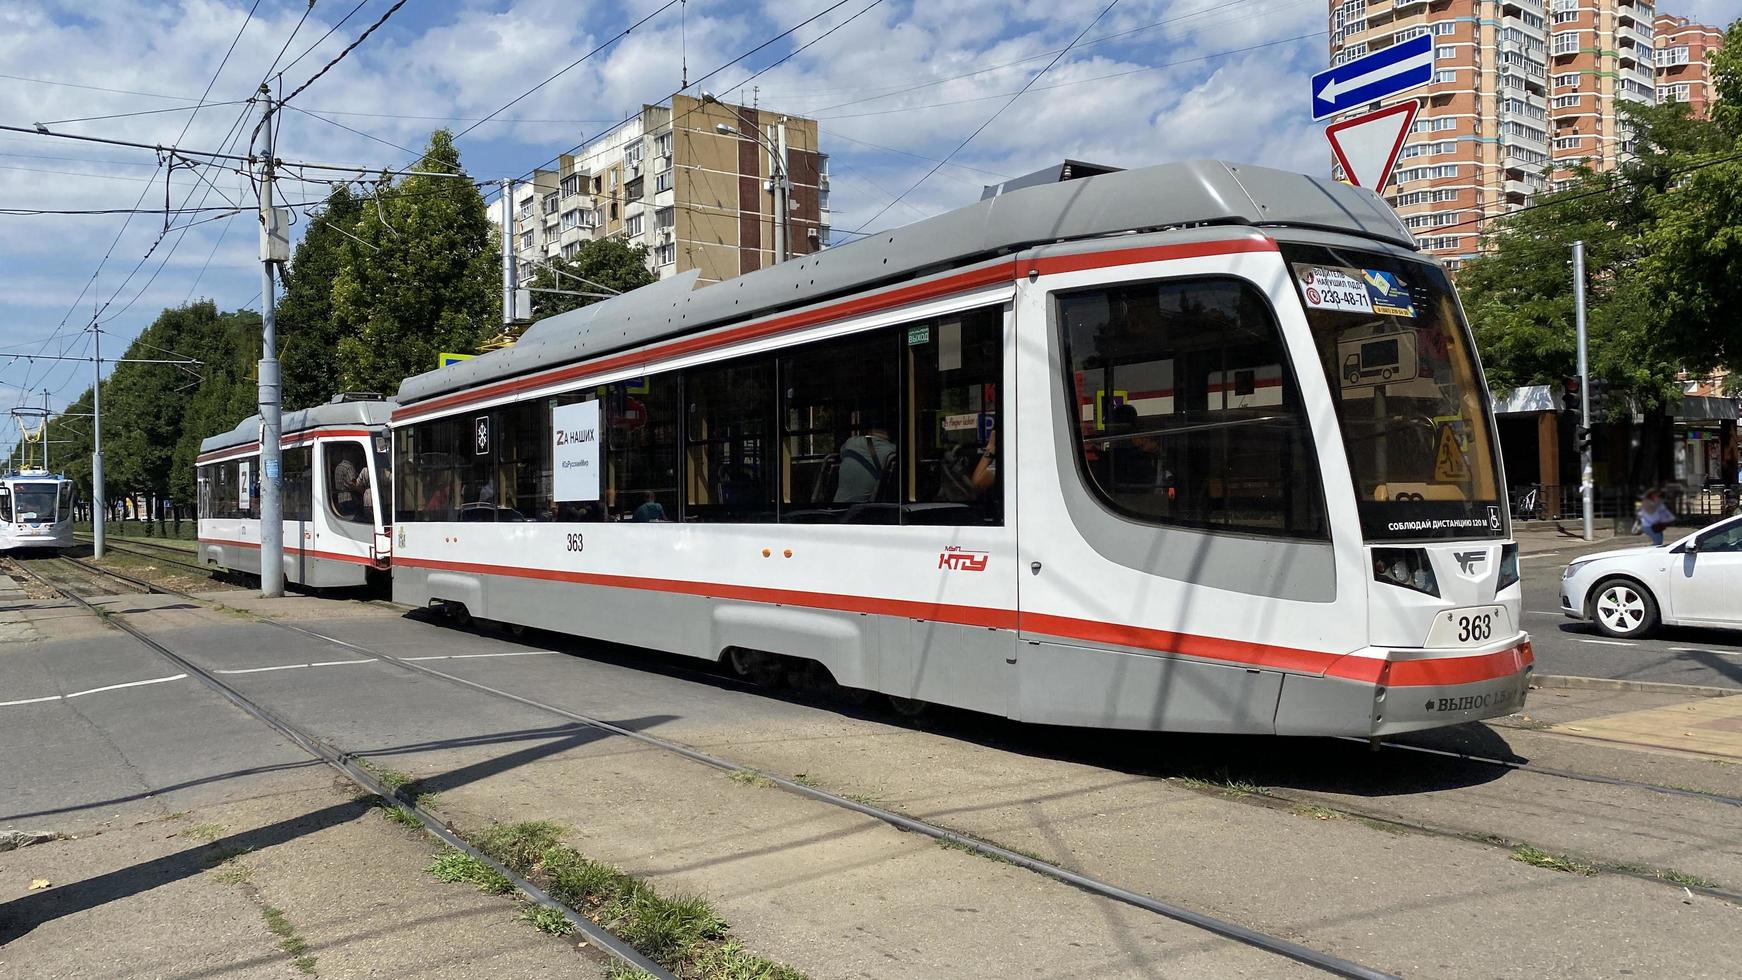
[196, 395, 394, 587]
[376, 160, 1531, 736]
[0, 471, 76, 551]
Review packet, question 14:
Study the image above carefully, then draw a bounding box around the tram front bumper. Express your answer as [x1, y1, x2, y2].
[1274, 638, 1533, 737]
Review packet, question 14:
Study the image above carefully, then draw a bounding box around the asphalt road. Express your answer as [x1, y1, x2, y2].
[1518, 534, 1742, 690]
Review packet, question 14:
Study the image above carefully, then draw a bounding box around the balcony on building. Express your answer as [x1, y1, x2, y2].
[1501, 13, 1547, 41]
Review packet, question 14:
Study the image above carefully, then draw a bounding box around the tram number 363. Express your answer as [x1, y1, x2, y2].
[1456, 612, 1494, 643]
[566, 533, 584, 552]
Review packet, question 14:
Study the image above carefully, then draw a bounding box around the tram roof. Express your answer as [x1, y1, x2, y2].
[396, 159, 1412, 407]
[200, 397, 395, 454]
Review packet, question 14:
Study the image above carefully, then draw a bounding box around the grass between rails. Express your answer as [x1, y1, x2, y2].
[261, 905, 318, 975]
[424, 820, 808, 980]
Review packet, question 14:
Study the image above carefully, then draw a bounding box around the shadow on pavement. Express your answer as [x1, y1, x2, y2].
[0, 714, 676, 944]
[398, 611, 1519, 800]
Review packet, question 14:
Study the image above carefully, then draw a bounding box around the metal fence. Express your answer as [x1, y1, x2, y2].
[1510, 483, 1742, 529]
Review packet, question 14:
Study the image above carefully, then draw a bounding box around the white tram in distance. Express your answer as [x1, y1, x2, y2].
[0, 471, 76, 552]
[385, 159, 1531, 737]
[196, 395, 393, 587]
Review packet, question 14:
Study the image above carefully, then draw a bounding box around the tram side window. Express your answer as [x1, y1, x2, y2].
[495, 400, 548, 522]
[906, 308, 1004, 526]
[197, 468, 212, 521]
[686, 358, 776, 522]
[1058, 278, 1327, 539]
[401, 417, 461, 521]
[281, 447, 313, 523]
[0, 487, 10, 523]
[780, 331, 901, 524]
[325, 442, 374, 525]
[601, 376, 680, 522]
[205, 462, 239, 520]
[59, 482, 74, 522]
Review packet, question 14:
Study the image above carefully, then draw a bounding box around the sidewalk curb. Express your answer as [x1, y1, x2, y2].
[1533, 673, 1738, 698]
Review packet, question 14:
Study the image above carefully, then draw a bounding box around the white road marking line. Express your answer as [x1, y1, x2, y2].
[215, 659, 376, 675]
[1578, 639, 1636, 647]
[1668, 646, 1742, 657]
[1520, 552, 1562, 560]
[401, 651, 555, 662]
[0, 694, 67, 707]
[65, 674, 189, 698]
[1525, 610, 1565, 617]
[1, 673, 188, 708]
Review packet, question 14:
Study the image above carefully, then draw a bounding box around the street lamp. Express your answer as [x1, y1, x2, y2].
[701, 92, 792, 264]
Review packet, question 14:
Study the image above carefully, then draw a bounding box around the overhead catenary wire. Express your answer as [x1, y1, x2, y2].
[277, 0, 374, 78]
[481, 0, 879, 206]
[3, 0, 264, 444]
[278, 0, 411, 110]
[848, 0, 1126, 236]
[453, 0, 682, 140]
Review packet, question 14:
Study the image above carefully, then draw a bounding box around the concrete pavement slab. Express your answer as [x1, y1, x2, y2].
[1548, 693, 1742, 761]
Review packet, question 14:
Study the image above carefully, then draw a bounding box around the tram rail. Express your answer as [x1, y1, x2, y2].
[7, 553, 676, 980]
[30, 545, 1402, 979]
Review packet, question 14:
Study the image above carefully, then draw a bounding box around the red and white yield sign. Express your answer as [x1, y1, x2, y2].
[1325, 101, 1418, 191]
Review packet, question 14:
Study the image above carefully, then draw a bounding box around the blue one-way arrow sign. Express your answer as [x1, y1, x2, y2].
[1311, 34, 1434, 121]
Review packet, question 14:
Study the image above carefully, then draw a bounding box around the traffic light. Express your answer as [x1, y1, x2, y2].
[1587, 378, 1610, 419]
[1575, 425, 1595, 454]
[1561, 378, 1581, 413]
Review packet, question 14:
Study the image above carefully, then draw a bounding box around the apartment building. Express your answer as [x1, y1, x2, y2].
[1330, 0, 1553, 266]
[508, 93, 830, 288]
[1328, 0, 1679, 264]
[1654, 14, 1725, 116]
[1546, 0, 1658, 186]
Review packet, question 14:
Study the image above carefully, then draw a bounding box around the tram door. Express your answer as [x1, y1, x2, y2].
[318, 439, 379, 555]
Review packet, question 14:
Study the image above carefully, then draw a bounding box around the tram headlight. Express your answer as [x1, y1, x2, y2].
[1372, 548, 1440, 597]
[1497, 543, 1520, 591]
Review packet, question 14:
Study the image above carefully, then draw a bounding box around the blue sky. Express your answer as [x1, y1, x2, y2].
[1, 0, 1737, 460]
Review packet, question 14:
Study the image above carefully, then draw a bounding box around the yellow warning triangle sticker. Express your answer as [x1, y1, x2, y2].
[1434, 425, 1469, 482]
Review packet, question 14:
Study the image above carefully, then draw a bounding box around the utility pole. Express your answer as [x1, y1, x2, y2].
[500, 177, 517, 328]
[772, 119, 789, 264]
[256, 87, 285, 597]
[1573, 240, 1594, 542]
[91, 322, 104, 557]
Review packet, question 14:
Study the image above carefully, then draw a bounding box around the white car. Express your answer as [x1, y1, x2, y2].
[1560, 515, 1742, 638]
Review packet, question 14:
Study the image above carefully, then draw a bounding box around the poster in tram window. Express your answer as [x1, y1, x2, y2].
[238, 459, 251, 510]
[551, 400, 601, 502]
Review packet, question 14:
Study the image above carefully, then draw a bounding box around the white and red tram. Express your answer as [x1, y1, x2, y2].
[0, 471, 76, 551]
[196, 396, 393, 587]
[383, 159, 1531, 736]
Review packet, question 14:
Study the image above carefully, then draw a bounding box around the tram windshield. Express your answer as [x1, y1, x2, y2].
[1283, 243, 1503, 541]
[11, 483, 59, 523]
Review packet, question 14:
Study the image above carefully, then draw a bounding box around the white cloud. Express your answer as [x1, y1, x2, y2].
[1, 0, 1357, 453]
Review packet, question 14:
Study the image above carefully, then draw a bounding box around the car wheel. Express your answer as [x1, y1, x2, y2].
[1590, 578, 1659, 639]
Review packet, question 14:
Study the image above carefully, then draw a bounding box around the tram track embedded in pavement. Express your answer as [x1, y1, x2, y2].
[7, 555, 677, 980]
[34, 548, 1403, 979]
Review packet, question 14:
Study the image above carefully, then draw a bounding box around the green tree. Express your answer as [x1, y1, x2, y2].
[524, 238, 657, 320]
[331, 130, 499, 395]
[279, 185, 364, 410]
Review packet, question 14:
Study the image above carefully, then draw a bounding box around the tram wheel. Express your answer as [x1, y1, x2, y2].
[726, 648, 785, 687]
[887, 695, 929, 719]
[441, 601, 472, 627]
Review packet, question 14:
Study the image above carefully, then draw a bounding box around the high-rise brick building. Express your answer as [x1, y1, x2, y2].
[1329, 0, 1553, 267]
[1654, 14, 1726, 117]
[1546, 0, 1658, 189]
[1328, 0, 1679, 265]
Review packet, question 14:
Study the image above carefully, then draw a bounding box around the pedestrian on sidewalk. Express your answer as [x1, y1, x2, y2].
[1636, 489, 1676, 546]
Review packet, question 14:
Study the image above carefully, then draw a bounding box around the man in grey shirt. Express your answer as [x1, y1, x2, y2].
[834, 424, 896, 503]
